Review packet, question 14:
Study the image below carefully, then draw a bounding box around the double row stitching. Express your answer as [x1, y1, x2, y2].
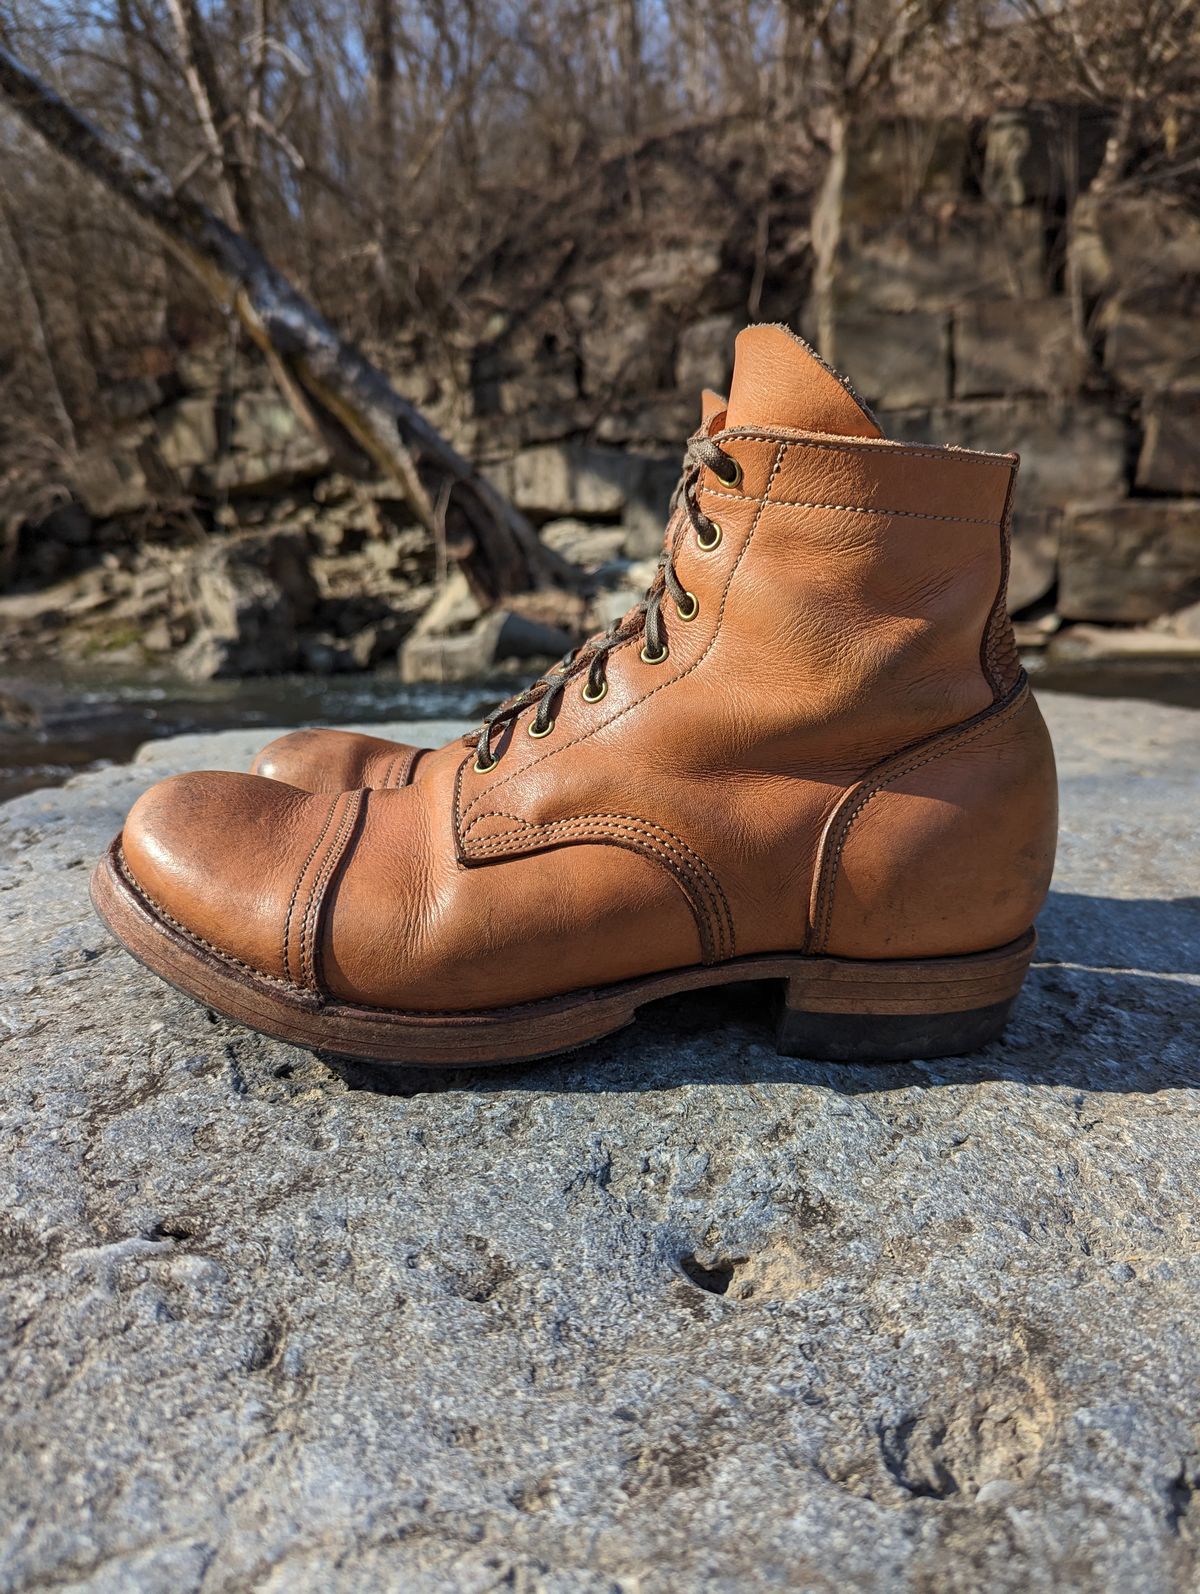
[464, 809, 734, 962]
[698, 482, 1004, 529]
[464, 805, 726, 895]
[298, 793, 360, 992]
[715, 429, 1018, 466]
[282, 796, 339, 983]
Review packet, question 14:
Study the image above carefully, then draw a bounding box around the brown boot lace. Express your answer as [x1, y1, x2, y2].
[471, 433, 739, 773]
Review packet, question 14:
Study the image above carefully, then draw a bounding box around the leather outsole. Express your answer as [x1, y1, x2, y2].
[91, 837, 1037, 1067]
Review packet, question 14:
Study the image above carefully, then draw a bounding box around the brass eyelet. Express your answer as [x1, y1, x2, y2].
[714, 457, 742, 489]
[640, 642, 669, 665]
[676, 591, 699, 622]
[581, 678, 607, 703]
[697, 520, 722, 551]
[473, 754, 497, 775]
[528, 717, 555, 739]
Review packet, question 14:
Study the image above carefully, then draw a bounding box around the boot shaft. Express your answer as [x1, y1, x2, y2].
[687, 420, 1019, 775]
[450, 324, 1049, 967]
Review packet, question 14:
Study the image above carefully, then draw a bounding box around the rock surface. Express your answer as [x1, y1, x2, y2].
[1, 693, 1198, 1593]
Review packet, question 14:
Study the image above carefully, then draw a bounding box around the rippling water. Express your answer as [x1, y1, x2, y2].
[1, 656, 1196, 806]
[0, 665, 507, 805]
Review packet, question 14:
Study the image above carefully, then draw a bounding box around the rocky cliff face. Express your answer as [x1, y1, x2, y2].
[4, 107, 1200, 682]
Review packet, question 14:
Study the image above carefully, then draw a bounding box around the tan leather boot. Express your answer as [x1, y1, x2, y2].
[93, 327, 1057, 1065]
[249, 389, 732, 796]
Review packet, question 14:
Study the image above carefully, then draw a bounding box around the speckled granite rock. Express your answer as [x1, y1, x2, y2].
[1, 695, 1197, 1594]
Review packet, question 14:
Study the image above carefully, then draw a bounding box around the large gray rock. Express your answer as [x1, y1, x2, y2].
[981, 106, 1110, 209]
[1072, 193, 1200, 312]
[487, 443, 632, 518]
[1059, 500, 1200, 622]
[1007, 509, 1059, 613]
[1104, 311, 1200, 396]
[826, 205, 1047, 316]
[1, 695, 1199, 1593]
[71, 436, 153, 519]
[835, 117, 970, 227]
[484, 444, 678, 560]
[1136, 402, 1200, 496]
[674, 314, 739, 396]
[154, 396, 218, 473]
[825, 311, 950, 408]
[205, 423, 332, 499]
[175, 529, 320, 680]
[955, 301, 1087, 399]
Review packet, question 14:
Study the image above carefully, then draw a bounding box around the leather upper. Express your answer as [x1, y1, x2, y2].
[251, 728, 424, 794]
[120, 326, 1058, 1013]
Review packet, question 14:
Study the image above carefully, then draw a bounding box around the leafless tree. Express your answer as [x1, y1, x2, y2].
[0, 0, 1196, 471]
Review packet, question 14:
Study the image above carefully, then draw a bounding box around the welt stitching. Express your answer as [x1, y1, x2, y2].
[459, 440, 788, 828]
[466, 812, 733, 960]
[119, 849, 312, 995]
[299, 794, 358, 991]
[281, 796, 339, 982]
[377, 754, 401, 790]
[813, 688, 1027, 952]
[118, 846, 728, 1017]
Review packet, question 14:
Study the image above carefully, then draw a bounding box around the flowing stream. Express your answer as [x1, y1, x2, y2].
[1, 656, 1197, 807]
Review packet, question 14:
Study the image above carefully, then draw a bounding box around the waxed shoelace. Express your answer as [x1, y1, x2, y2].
[471, 432, 738, 772]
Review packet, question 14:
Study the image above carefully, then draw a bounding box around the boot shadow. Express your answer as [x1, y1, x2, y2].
[322, 891, 1200, 1098]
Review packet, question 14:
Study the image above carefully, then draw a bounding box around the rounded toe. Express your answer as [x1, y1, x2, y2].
[121, 771, 338, 981]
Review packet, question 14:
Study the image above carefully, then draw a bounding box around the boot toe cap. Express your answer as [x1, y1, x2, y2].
[121, 771, 333, 981]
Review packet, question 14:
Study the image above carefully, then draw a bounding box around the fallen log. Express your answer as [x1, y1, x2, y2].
[0, 46, 584, 604]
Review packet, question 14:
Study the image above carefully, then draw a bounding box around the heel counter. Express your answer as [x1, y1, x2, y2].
[981, 463, 1023, 699]
[809, 684, 1058, 959]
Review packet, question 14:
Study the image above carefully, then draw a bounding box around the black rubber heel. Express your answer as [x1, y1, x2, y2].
[775, 996, 1017, 1063]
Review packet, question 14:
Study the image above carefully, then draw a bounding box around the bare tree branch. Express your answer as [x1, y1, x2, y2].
[0, 43, 582, 601]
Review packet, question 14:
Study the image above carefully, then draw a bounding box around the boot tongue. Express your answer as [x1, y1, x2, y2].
[723, 323, 882, 439]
